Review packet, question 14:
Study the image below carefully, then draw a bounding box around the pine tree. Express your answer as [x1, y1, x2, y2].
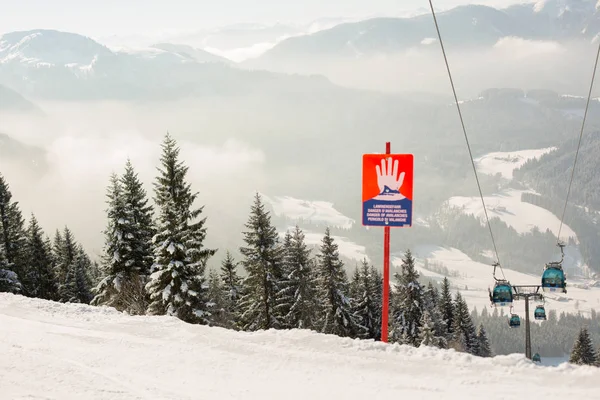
[419, 310, 435, 347]
[353, 259, 378, 339]
[570, 327, 597, 366]
[92, 171, 150, 315]
[369, 265, 383, 341]
[476, 323, 492, 357]
[146, 133, 217, 323]
[281, 226, 317, 330]
[450, 292, 478, 354]
[24, 214, 58, 300]
[314, 227, 361, 337]
[423, 281, 447, 348]
[120, 159, 155, 277]
[60, 245, 93, 304]
[0, 173, 27, 293]
[237, 193, 284, 331]
[219, 251, 243, 329]
[439, 277, 454, 338]
[56, 227, 79, 302]
[276, 230, 294, 328]
[390, 249, 423, 346]
[206, 269, 228, 327]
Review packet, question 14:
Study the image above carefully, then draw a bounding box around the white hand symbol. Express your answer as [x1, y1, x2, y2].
[376, 157, 405, 194]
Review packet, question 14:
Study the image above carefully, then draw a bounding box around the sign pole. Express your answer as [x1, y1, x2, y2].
[381, 142, 391, 342]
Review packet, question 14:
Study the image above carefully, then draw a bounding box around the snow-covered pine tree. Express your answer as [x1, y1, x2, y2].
[439, 277, 454, 338]
[280, 226, 317, 330]
[423, 281, 447, 348]
[275, 230, 294, 328]
[146, 133, 217, 324]
[206, 269, 229, 327]
[449, 292, 478, 354]
[369, 265, 383, 341]
[24, 214, 58, 300]
[418, 310, 435, 347]
[476, 323, 492, 357]
[353, 259, 378, 339]
[93, 167, 152, 315]
[0, 173, 27, 293]
[570, 326, 597, 366]
[237, 192, 284, 331]
[220, 251, 243, 329]
[390, 249, 423, 346]
[54, 227, 77, 296]
[61, 244, 93, 303]
[92, 174, 136, 311]
[314, 227, 361, 337]
[120, 159, 155, 277]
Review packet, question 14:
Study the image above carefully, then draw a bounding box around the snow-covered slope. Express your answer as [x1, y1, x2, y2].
[405, 246, 600, 317]
[264, 194, 355, 229]
[1, 293, 599, 399]
[448, 147, 578, 241]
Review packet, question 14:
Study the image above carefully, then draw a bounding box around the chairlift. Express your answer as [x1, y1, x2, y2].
[532, 353, 541, 363]
[534, 305, 546, 320]
[509, 313, 521, 328]
[489, 262, 513, 307]
[542, 243, 567, 293]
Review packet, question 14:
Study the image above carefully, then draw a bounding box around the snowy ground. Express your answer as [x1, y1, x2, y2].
[401, 245, 600, 317]
[263, 194, 355, 229]
[1, 293, 599, 400]
[474, 147, 556, 180]
[448, 189, 578, 239]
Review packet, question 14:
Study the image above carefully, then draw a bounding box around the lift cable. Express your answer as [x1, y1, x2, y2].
[427, 0, 505, 279]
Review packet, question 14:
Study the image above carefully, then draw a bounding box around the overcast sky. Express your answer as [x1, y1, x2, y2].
[0, 0, 532, 37]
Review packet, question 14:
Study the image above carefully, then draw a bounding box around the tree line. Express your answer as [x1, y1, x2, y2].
[0, 133, 492, 358]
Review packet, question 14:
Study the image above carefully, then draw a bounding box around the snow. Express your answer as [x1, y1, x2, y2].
[404, 245, 600, 317]
[448, 189, 577, 239]
[474, 147, 556, 179]
[448, 147, 577, 242]
[264, 194, 355, 229]
[1, 293, 599, 399]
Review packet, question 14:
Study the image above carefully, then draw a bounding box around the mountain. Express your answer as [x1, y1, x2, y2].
[0, 132, 48, 176]
[150, 43, 232, 64]
[0, 84, 42, 113]
[0, 29, 334, 100]
[246, 1, 600, 65]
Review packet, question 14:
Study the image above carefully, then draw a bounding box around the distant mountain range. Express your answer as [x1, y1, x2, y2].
[244, 1, 600, 64]
[0, 29, 334, 101]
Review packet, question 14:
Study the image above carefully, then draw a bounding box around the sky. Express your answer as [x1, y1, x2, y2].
[0, 0, 532, 37]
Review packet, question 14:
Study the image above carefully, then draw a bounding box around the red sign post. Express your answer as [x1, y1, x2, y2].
[362, 144, 413, 342]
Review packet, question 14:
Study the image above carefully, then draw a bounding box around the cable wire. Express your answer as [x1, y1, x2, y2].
[427, 0, 504, 279]
[557, 41, 600, 243]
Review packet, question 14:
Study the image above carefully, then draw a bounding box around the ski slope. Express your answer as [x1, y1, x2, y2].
[1, 293, 599, 399]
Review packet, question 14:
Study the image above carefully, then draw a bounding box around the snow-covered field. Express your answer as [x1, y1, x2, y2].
[1, 293, 599, 399]
[474, 147, 556, 179]
[448, 189, 577, 239]
[401, 245, 600, 317]
[264, 194, 354, 229]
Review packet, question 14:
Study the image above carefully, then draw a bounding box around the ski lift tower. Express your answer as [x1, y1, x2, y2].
[511, 285, 544, 360]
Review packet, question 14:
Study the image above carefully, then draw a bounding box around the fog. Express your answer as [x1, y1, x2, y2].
[1, 32, 598, 264]
[0, 102, 269, 261]
[245, 37, 600, 98]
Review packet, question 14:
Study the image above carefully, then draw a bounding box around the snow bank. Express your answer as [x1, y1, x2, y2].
[1, 293, 599, 399]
